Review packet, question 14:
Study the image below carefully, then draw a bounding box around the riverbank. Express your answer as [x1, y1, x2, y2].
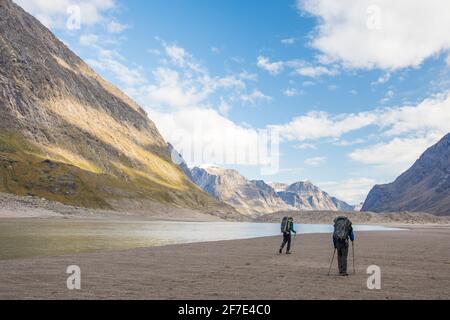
[1, 226, 449, 299]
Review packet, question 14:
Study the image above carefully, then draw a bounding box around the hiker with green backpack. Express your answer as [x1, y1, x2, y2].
[279, 217, 297, 255]
[332, 216, 355, 276]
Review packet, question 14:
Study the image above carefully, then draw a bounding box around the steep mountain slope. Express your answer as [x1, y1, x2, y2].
[0, 0, 235, 217]
[190, 166, 354, 215]
[362, 133, 450, 216]
[190, 166, 292, 215]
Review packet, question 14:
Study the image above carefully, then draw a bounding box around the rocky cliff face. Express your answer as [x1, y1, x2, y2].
[190, 166, 354, 215]
[0, 0, 235, 217]
[362, 133, 450, 216]
[190, 166, 292, 215]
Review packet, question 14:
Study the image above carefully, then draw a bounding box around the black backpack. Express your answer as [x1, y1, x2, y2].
[333, 216, 351, 242]
[281, 217, 290, 233]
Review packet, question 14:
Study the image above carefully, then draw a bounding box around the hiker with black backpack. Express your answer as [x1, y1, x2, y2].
[332, 216, 355, 276]
[279, 217, 297, 255]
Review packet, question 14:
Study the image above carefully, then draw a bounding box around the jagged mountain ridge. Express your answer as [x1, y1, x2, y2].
[0, 0, 237, 217]
[190, 166, 355, 215]
[190, 166, 293, 215]
[363, 133, 450, 216]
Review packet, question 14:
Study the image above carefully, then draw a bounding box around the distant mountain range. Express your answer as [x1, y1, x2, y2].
[363, 133, 450, 216]
[190, 166, 355, 215]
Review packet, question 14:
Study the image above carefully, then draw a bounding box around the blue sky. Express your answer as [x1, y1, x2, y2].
[16, 0, 450, 204]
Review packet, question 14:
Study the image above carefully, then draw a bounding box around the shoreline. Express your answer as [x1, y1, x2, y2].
[1, 213, 449, 229]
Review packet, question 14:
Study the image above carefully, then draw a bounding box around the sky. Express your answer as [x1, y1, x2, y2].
[14, 0, 450, 204]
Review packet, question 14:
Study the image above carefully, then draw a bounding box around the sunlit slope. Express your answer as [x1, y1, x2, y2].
[0, 0, 230, 214]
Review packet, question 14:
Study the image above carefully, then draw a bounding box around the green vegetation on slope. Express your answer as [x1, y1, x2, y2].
[0, 132, 219, 210]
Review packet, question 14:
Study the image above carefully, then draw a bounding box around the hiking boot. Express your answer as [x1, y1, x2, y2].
[279, 248, 282, 254]
[341, 272, 349, 277]
[286, 251, 292, 255]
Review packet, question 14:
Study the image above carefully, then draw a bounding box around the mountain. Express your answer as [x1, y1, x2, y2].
[190, 166, 292, 215]
[277, 181, 355, 211]
[362, 133, 450, 216]
[190, 166, 354, 215]
[0, 0, 235, 217]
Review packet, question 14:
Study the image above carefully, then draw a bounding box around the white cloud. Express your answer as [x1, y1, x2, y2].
[82, 41, 147, 88]
[79, 33, 99, 47]
[257, 56, 338, 78]
[124, 43, 260, 111]
[304, 156, 327, 166]
[372, 73, 391, 86]
[165, 45, 186, 63]
[297, 0, 450, 70]
[348, 134, 442, 174]
[147, 48, 161, 56]
[318, 178, 377, 204]
[302, 81, 316, 87]
[333, 138, 365, 147]
[295, 65, 338, 78]
[380, 89, 395, 104]
[274, 92, 450, 144]
[284, 88, 301, 97]
[137, 67, 210, 109]
[273, 92, 450, 176]
[328, 84, 338, 91]
[239, 71, 258, 81]
[295, 143, 317, 150]
[345, 93, 450, 172]
[240, 90, 272, 104]
[106, 20, 128, 33]
[273, 111, 376, 142]
[211, 47, 220, 54]
[218, 98, 231, 116]
[281, 38, 296, 45]
[257, 56, 284, 75]
[147, 107, 268, 167]
[15, 0, 116, 29]
[378, 93, 450, 136]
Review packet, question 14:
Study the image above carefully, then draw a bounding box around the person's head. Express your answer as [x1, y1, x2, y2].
[288, 217, 293, 222]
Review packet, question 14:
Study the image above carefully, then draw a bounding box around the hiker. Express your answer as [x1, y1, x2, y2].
[332, 216, 355, 276]
[279, 217, 297, 254]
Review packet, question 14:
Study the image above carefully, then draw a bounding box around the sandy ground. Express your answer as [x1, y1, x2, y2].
[0, 226, 449, 300]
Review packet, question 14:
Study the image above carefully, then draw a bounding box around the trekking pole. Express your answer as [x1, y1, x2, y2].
[352, 241, 356, 275]
[327, 248, 336, 276]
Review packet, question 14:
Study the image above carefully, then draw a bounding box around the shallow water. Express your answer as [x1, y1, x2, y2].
[0, 218, 404, 260]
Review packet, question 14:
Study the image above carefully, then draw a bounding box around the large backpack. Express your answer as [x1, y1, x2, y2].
[333, 216, 351, 242]
[281, 217, 290, 233]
